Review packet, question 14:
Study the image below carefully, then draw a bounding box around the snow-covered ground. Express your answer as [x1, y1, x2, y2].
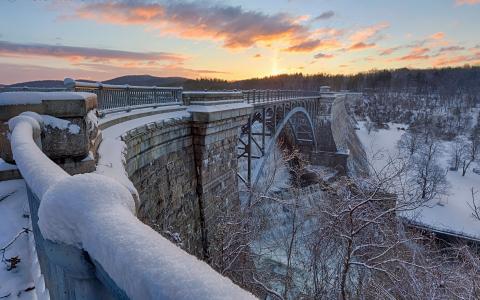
[0, 180, 35, 299]
[0, 159, 17, 172]
[357, 121, 480, 240]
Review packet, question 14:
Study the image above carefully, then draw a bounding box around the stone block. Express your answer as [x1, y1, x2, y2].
[0, 92, 99, 164]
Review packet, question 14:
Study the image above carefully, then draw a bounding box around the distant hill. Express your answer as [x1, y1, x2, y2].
[6, 75, 189, 88]
[7, 80, 65, 88]
[103, 75, 188, 87]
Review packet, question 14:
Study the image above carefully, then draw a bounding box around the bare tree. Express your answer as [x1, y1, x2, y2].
[449, 136, 467, 171]
[410, 138, 448, 201]
[398, 130, 422, 156]
[460, 127, 480, 176]
[467, 188, 480, 221]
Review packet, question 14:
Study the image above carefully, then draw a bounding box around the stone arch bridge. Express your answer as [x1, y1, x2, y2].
[0, 81, 360, 299]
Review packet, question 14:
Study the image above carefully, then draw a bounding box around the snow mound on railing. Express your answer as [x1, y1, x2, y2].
[38, 173, 255, 300]
[42, 115, 80, 134]
[8, 113, 69, 198]
[0, 92, 94, 105]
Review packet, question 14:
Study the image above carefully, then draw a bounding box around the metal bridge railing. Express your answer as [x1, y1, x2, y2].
[64, 78, 183, 114]
[243, 89, 321, 104]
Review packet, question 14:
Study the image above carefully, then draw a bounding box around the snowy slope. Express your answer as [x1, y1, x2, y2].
[357, 121, 480, 240]
[0, 180, 35, 299]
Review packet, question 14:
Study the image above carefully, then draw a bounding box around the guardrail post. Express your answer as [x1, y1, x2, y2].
[154, 87, 158, 104]
[178, 88, 183, 104]
[125, 85, 130, 111]
[97, 83, 103, 111]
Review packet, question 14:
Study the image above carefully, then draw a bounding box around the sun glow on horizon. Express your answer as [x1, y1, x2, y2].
[271, 49, 282, 76]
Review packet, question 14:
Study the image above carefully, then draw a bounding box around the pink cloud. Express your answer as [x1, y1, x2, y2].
[398, 47, 431, 61]
[0, 40, 186, 65]
[69, 1, 312, 50]
[349, 22, 389, 44]
[455, 0, 480, 5]
[313, 53, 334, 59]
[430, 32, 445, 40]
[347, 42, 376, 51]
[379, 46, 402, 56]
[284, 38, 341, 52]
[434, 52, 480, 66]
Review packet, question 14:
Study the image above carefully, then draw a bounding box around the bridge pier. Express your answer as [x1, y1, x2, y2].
[186, 92, 252, 260]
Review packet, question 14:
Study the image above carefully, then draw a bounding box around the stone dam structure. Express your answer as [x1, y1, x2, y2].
[0, 80, 365, 299]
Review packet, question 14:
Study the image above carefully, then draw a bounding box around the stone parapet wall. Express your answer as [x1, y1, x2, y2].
[121, 115, 204, 257]
[118, 97, 252, 260]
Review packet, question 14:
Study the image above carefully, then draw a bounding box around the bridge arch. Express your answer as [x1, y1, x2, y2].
[251, 106, 317, 189]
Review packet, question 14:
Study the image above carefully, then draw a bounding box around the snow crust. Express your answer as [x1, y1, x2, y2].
[187, 102, 251, 113]
[38, 173, 255, 300]
[0, 92, 94, 105]
[42, 115, 80, 134]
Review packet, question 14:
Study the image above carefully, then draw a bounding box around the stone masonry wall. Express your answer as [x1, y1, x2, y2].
[117, 97, 252, 262]
[122, 117, 203, 257]
[191, 115, 248, 260]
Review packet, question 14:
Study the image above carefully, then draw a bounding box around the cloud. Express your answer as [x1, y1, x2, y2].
[0, 40, 185, 64]
[347, 42, 376, 51]
[455, 0, 480, 5]
[314, 53, 334, 59]
[339, 22, 388, 52]
[379, 46, 402, 56]
[349, 22, 389, 44]
[69, 0, 311, 49]
[284, 38, 340, 52]
[438, 46, 465, 52]
[429, 32, 445, 40]
[434, 52, 480, 66]
[313, 11, 335, 21]
[398, 47, 431, 61]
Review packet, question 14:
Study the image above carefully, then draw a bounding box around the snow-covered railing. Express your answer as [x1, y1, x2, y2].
[243, 89, 321, 104]
[8, 112, 255, 299]
[64, 78, 183, 115]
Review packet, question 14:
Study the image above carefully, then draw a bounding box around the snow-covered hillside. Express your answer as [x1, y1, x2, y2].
[357, 121, 480, 240]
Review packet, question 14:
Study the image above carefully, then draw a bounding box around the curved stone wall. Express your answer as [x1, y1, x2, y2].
[99, 97, 252, 261]
[120, 114, 204, 257]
